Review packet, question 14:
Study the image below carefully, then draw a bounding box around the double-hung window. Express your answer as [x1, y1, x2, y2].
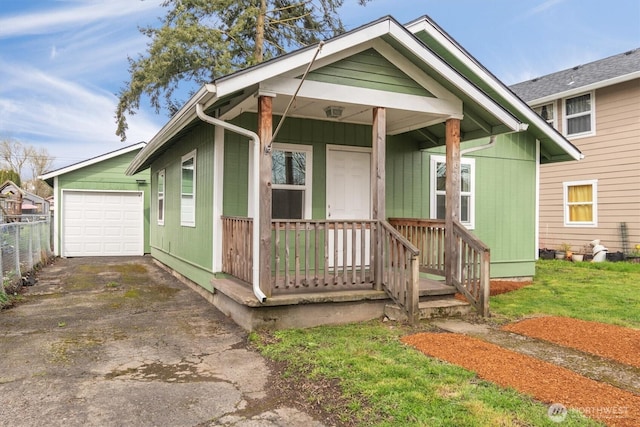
[157, 169, 165, 225]
[563, 180, 597, 226]
[181, 150, 196, 226]
[533, 103, 555, 128]
[271, 143, 312, 220]
[430, 155, 475, 229]
[563, 92, 595, 137]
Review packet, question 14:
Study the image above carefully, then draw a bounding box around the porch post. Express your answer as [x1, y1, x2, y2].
[445, 118, 461, 286]
[372, 107, 386, 291]
[258, 95, 273, 298]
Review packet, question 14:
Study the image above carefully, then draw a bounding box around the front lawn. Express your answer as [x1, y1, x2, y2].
[491, 260, 640, 328]
[253, 322, 598, 426]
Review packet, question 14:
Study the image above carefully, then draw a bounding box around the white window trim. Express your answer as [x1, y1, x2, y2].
[181, 150, 196, 227]
[430, 155, 475, 229]
[562, 91, 595, 139]
[272, 143, 313, 219]
[563, 179, 598, 227]
[157, 169, 165, 225]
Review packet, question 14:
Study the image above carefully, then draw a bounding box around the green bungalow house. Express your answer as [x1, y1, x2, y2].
[126, 15, 582, 330]
[40, 143, 150, 257]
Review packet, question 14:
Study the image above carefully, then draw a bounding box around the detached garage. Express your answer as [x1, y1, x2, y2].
[62, 190, 144, 256]
[41, 143, 150, 257]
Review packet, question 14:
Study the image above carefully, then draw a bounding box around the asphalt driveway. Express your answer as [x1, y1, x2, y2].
[0, 256, 324, 427]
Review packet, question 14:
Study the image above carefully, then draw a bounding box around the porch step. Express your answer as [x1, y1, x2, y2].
[384, 297, 471, 322]
[419, 278, 455, 297]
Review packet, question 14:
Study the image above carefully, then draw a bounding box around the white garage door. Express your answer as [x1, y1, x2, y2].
[62, 191, 143, 257]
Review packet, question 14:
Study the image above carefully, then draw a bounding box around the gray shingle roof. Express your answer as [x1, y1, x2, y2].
[510, 48, 640, 102]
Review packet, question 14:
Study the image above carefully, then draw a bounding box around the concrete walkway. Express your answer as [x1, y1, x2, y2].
[0, 256, 325, 427]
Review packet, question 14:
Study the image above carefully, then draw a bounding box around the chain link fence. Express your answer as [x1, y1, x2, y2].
[0, 217, 53, 303]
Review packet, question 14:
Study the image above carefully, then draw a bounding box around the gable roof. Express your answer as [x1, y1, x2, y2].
[128, 15, 582, 174]
[510, 48, 640, 103]
[40, 142, 146, 185]
[0, 180, 47, 204]
[405, 15, 583, 163]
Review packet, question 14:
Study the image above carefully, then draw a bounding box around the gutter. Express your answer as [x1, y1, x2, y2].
[460, 135, 496, 155]
[196, 103, 267, 303]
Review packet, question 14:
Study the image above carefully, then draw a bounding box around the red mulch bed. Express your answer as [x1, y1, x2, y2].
[502, 316, 640, 368]
[455, 280, 531, 302]
[402, 333, 639, 426]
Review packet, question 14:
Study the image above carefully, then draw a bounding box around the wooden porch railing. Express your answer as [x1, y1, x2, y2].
[452, 220, 490, 316]
[379, 220, 420, 323]
[271, 220, 376, 290]
[388, 218, 446, 276]
[221, 215, 489, 320]
[221, 216, 253, 284]
[221, 217, 421, 320]
[389, 217, 490, 316]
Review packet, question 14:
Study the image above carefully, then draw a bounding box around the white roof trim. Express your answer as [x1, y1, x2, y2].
[41, 142, 146, 180]
[406, 17, 583, 161]
[130, 16, 550, 174]
[527, 70, 640, 105]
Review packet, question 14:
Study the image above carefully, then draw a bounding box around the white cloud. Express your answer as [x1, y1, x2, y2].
[0, 0, 163, 38]
[0, 61, 161, 170]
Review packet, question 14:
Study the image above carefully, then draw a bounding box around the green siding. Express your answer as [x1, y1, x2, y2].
[151, 113, 538, 290]
[307, 48, 433, 96]
[55, 149, 151, 254]
[420, 133, 538, 277]
[150, 124, 215, 289]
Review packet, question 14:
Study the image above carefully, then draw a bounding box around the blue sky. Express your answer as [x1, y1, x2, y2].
[1, 0, 639, 172]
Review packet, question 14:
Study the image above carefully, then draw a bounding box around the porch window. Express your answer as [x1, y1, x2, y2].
[271, 143, 312, 220]
[563, 92, 595, 137]
[533, 103, 555, 128]
[563, 180, 597, 226]
[181, 150, 196, 227]
[430, 155, 475, 229]
[157, 169, 165, 225]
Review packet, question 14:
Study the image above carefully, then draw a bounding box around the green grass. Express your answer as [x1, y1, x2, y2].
[253, 322, 599, 426]
[491, 260, 640, 328]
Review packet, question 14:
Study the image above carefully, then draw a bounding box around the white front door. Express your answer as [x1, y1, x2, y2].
[326, 147, 371, 268]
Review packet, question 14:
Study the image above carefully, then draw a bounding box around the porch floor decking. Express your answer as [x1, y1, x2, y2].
[211, 275, 456, 308]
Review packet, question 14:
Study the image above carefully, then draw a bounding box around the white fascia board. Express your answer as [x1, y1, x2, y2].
[527, 71, 640, 106]
[261, 77, 463, 117]
[126, 84, 218, 175]
[40, 142, 146, 180]
[388, 24, 523, 132]
[406, 18, 582, 161]
[214, 21, 393, 100]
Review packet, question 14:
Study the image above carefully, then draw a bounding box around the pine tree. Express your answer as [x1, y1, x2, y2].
[115, 0, 370, 141]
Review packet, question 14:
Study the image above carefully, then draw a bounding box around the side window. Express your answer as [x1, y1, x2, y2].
[157, 170, 165, 225]
[271, 144, 312, 220]
[181, 151, 196, 227]
[533, 103, 555, 128]
[563, 180, 597, 226]
[563, 92, 595, 138]
[430, 155, 475, 229]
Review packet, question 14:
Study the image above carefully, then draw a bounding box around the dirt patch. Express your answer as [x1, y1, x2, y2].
[455, 280, 531, 302]
[402, 333, 639, 427]
[502, 316, 640, 368]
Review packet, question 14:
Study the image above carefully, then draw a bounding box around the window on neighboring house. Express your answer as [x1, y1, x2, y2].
[563, 92, 594, 137]
[271, 144, 312, 220]
[157, 170, 165, 225]
[563, 180, 597, 226]
[430, 155, 475, 229]
[533, 103, 555, 128]
[181, 151, 196, 226]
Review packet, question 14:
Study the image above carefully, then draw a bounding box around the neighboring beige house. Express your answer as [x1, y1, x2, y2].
[511, 48, 640, 256]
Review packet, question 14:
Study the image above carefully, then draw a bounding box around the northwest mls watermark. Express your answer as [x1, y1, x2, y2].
[548, 403, 629, 422]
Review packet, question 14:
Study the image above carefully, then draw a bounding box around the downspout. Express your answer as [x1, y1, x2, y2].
[196, 103, 267, 303]
[460, 135, 496, 156]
